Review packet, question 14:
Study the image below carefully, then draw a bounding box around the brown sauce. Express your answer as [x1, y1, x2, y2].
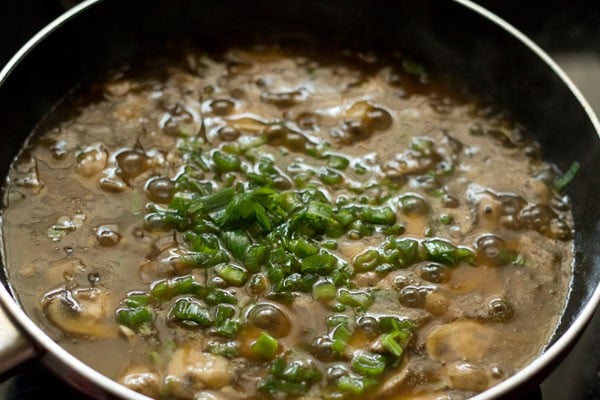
[1, 45, 573, 399]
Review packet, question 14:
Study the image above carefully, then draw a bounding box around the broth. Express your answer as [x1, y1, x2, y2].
[1, 45, 573, 399]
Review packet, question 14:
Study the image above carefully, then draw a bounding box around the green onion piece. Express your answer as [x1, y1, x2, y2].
[554, 161, 580, 193]
[301, 253, 338, 275]
[383, 224, 406, 235]
[172, 275, 204, 296]
[247, 172, 273, 187]
[456, 246, 475, 265]
[123, 293, 150, 308]
[253, 202, 273, 231]
[258, 358, 322, 397]
[281, 272, 318, 293]
[294, 172, 314, 188]
[150, 280, 171, 301]
[214, 264, 248, 286]
[312, 280, 337, 301]
[352, 162, 368, 175]
[359, 206, 396, 225]
[353, 249, 381, 272]
[326, 314, 350, 328]
[212, 319, 241, 338]
[244, 244, 268, 273]
[331, 323, 352, 354]
[281, 360, 323, 383]
[351, 351, 387, 376]
[205, 288, 238, 306]
[498, 248, 527, 266]
[331, 264, 352, 287]
[221, 230, 252, 260]
[290, 200, 339, 238]
[380, 333, 404, 357]
[208, 341, 238, 358]
[187, 187, 235, 215]
[327, 155, 350, 170]
[338, 289, 374, 309]
[116, 306, 153, 329]
[422, 238, 459, 265]
[150, 275, 205, 301]
[258, 377, 306, 397]
[439, 213, 453, 225]
[347, 220, 374, 238]
[319, 168, 344, 185]
[335, 208, 355, 227]
[144, 210, 189, 232]
[378, 317, 415, 334]
[321, 239, 339, 250]
[289, 237, 320, 258]
[337, 375, 376, 394]
[212, 150, 241, 172]
[391, 238, 420, 267]
[170, 298, 212, 328]
[252, 331, 279, 359]
[214, 304, 235, 324]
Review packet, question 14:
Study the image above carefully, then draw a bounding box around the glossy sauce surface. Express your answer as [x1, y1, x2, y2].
[2, 46, 573, 399]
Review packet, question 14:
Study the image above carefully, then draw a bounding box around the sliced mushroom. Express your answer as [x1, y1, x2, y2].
[118, 365, 161, 398]
[227, 116, 267, 134]
[164, 344, 233, 399]
[42, 287, 115, 337]
[446, 361, 491, 392]
[426, 320, 494, 363]
[75, 144, 108, 177]
[375, 357, 446, 398]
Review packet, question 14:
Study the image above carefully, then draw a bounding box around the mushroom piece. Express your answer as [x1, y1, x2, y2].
[194, 388, 244, 400]
[227, 116, 268, 134]
[118, 365, 161, 398]
[445, 361, 491, 392]
[425, 320, 494, 363]
[42, 287, 115, 337]
[164, 344, 233, 399]
[375, 358, 447, 398]
[75, 144, 108, 177]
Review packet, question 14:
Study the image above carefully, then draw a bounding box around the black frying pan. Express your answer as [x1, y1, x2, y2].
[0, 1, 599, 399]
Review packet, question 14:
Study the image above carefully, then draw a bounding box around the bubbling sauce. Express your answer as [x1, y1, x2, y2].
[2, 45, 573, 399]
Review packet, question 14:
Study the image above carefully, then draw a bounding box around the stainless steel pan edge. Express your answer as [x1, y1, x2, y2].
[0, 0, 598, 399]
[446, 5, 600, 399]
[0, 2, 151, 398]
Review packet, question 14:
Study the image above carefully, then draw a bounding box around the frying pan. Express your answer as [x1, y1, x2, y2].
[0, 0, 599, 399]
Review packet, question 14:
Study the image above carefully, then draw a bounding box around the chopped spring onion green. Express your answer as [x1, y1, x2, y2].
[353, 249, 381, 272]
[116, 306, 153, 330]
[337, 374, 377, 394]
[554, 161, 580, 193]
[214, 263, 249, 286]
[422, 239, 474, 266]
[351, 351, 387, 376]
[251, 331, 279, 359]
[212, 150, 241, 172]
[337, 289, 374, 310]
[327, 154, 350, 170]
[169, 298, 212, 328]
[312, 280, 337, 301]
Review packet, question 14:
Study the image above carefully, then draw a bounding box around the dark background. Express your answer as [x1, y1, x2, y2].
[0, 0, 599, 398]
